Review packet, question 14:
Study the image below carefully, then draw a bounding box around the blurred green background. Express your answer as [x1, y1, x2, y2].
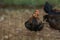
[0, 0, 60, 7]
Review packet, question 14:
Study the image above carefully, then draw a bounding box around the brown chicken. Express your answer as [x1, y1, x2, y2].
[25, 10, 43, 31]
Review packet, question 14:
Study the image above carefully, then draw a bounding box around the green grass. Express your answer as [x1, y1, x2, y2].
[1, 0, 60, 6]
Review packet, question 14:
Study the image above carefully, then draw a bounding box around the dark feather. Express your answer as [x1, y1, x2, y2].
[25, 17, 44, 31]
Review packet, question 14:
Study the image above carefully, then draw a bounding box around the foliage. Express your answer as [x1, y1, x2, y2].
[1, 0, 60, 6]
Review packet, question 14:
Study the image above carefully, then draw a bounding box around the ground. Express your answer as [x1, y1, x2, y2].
[0, 8, 60, 40]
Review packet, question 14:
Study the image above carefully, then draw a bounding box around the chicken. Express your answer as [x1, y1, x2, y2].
[25, 10, 44, 31]
[43, 2, 60, 30]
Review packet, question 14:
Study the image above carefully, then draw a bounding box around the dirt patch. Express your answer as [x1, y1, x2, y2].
[0, 9, 60, 40]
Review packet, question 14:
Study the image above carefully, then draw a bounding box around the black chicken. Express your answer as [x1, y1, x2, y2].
[43, 2, 60, 30]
